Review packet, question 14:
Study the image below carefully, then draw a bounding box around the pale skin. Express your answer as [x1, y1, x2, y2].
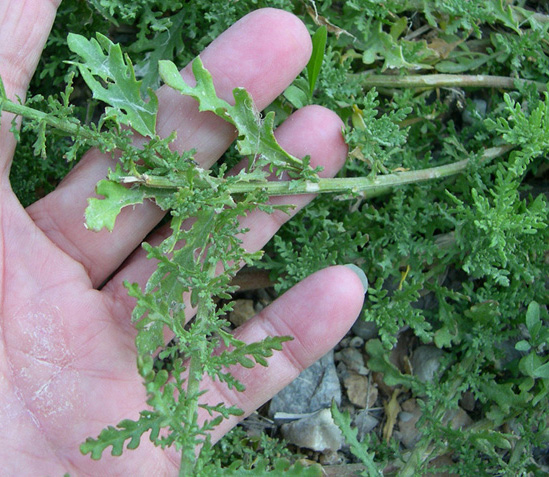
[0, 3, 366, 476]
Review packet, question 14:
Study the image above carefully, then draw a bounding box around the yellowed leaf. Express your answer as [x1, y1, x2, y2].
[383, 388, 402, 443]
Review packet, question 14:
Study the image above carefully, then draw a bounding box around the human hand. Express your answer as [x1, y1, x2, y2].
[0, 3, 366, 475]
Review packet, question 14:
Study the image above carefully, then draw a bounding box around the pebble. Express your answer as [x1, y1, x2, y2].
[281, 408, 345, 452]
[269, 350, 341, 417]
[411, 345, 445, 383]
[335, 347, 369, 375]
[354, 409, 379, 440]
[342, 372, 378, 409]
[349, 336, 365, 348]
[352, 319, 379, 341]
[397, 398, 473, 449]
[228, 299, 255, 327]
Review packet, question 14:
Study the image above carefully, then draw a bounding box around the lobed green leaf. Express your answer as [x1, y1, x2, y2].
[67, 32, 158, 137]
[159, 58, 304, 171]
[80, 412, 164, 460]
[85, 180, 146, 231]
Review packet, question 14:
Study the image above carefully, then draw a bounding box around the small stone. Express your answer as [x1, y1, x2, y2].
[269, 351, 341, 416]
[428, 455, 459, 476]
[352, 319, 378, 341]
[460, 391, 476, 412]
[462, 98, 487, 124]
[397, 398, 472, 449]
[336, 361, 348, 379]
[339, 337, 351, 348]
[256, 288, 272, 308]
[397, 399, 422, 449]
[318, 450, 343, 466]
[349, 336, 365, 348]
[281, 408, 344, 452]
[444, 407, 473, 430]
[343, 372, 378, 409]
[335, 347, 368, 375]
[228, 299, 255, 327]
[411, 346, 445, 383]
[354, 409, 379, 440]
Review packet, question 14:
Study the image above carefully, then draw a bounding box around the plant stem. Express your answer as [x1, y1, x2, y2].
[120, 145, 512, 199]
[356, 74, 547, 92]
[0, 96, 88, 138]
[178, 260, 218, 477]
[123, 163, 463, 197]
[0, 94, 512, 202]
[0, 91, 512, 203]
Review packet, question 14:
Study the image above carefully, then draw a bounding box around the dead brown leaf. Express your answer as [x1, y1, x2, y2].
[304, 1, 355, 40]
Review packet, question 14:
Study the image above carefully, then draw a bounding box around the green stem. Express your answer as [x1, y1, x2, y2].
[126, 161, 466, 195]
[120, 145, 512, 199]
[356, 74, 546, 92]
[178, 260, 218, 477]
[0, 96, 88, 138]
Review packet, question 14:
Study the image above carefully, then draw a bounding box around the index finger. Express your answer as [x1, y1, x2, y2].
[0, 0, 61, 176]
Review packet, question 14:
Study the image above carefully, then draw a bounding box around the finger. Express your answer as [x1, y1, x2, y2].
[102, 105, 348, 324]
[0, 0, 61, 178]
[203, 265, 367, 443]
[26, 8, 312, 287]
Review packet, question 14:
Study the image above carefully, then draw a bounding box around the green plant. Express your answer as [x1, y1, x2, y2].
[3, 1, 549, 475]
[0, 25, 467, 475]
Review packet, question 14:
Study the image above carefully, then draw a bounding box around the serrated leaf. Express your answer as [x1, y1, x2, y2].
[362, 21, 432, 70]
[159, 58, 303, 170]
[85, 180, 145, 231]
[67, 33, 158, 137]
[80, 412, 163, 460]
[131, 9, 186, 94]
[307, 26, 327, 97]
[331, 401, 383, 476]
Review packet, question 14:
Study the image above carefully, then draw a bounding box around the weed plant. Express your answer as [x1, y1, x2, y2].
[2, 1, 548, 475]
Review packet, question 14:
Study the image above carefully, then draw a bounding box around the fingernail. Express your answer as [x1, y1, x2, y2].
[344, 264, 368, 294]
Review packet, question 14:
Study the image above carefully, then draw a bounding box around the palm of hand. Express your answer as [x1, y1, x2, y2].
[0, 2, 364, 475]
[0, 209, 162, 474]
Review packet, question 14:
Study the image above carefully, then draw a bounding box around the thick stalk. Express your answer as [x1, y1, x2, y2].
[355, 74, 547, 92]
[120, 145, 512, 199]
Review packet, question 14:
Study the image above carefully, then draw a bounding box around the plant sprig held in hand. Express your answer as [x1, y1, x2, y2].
[0, 31, 471, 475]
